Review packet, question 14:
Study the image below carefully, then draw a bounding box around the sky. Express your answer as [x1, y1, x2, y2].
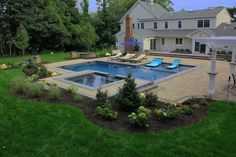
[89, 0, 236, 12]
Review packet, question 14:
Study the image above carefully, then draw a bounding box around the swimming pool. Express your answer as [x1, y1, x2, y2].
[60, 61, 194, 81]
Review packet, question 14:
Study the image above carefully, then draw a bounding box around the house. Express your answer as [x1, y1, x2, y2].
[116, 0, 236, 54]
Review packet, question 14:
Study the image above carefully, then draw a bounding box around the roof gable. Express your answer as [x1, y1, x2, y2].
[119, 0, 168, 23]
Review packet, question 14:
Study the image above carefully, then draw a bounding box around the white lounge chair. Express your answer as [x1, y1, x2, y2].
[130, 54, 147, 63]
[118, 53, 136, 62]
[109, 52, 123, 60]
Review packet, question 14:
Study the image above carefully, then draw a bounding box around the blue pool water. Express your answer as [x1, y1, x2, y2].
[61, 61, 194, 81]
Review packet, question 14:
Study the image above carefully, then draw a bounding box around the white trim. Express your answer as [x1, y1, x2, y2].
[187, 29, 214, 37]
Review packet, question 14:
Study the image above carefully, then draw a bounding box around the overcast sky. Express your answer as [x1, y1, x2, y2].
[89, 0, 236, 12]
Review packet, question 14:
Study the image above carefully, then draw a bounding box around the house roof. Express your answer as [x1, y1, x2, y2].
[158, 7, 225, 20]
[213, 22, 236, 36]
[119, 0, 168, 23]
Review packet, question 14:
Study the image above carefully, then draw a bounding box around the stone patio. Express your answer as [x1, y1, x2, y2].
[44, 56, 236, 103]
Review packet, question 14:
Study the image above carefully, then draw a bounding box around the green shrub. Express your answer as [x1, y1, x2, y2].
[26, 74, 39, 83]
[143, 92, 158, 106]
[49, 85, 61, 100]
[116, 74, 141, 111]
[96, 48, 112, 57]
[67, 85, 81, 102]
[95, 102, 118, 120]
[37, 65, 50, 78]
[128, 106, 151, 128]
[155, 104, 181, 120]
[96, 89, 108, 105]
[22, 59, 38, 76]
[11, 76, 28, 94]
[29, 82, 44, 97]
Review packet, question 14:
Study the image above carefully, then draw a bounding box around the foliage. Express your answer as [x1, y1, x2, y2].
[116, 74, 141, 110]
[67, 85, 81, 102]
[227, 7, 236, 22]
[22, 59, 38, 76]
[95, 102, 118, 120]
[128, 106, 152, 128]
[11, 76, 28, 94]
[96, 48, 112, 57]
[96, 89, 108, 105]
[14, 24, 29, 55]
[36, 65, 50, 79]
[29, 82, 45, 97]
[142, 92, 158, 106]
[176, 103, 194, 115]
[155, 104, 181, 120]
[49, 85, 61, 100]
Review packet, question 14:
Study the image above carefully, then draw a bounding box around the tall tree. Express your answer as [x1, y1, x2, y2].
[14, 24, 29, 55]
[227, 7, 236, 22]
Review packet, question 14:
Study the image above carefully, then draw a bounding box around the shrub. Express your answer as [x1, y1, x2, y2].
[96, 88, 108, 105]
[26, 74, 39, 83]
[155, 104, 181, 120]
[143, 92, 158, 106]
[95, 102, 118, 120]
[29, 82, 44, 97]
[96, 48, 112, 57]
[116, 74, 141, 111]
[22, 59, 38, 76]
[37, 65, 50, 78]
[11, 76, 28, 94]
[67, 85, 81, 102]
[128, 106, 152, 128]
[49, 85, 61, 100]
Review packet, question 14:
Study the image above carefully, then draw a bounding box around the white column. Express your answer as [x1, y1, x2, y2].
[208, 51, 218, 95]
[205, 44, 210, 54]
[229, 47, 236, 76]
[192, 38, 195, 54]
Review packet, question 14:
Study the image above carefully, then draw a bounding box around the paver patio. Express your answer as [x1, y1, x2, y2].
[45, 56, 236, 103]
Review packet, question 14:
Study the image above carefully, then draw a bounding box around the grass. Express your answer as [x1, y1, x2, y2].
[0, 54, 236, 157]
[0, 52, 69, 64]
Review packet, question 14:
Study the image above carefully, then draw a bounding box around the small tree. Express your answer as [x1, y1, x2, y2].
[116, 73, 141, 111]
[14, 24, 29, 55]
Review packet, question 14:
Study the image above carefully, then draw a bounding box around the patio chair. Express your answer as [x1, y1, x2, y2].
[145, 58, 163, 67]
[119, 53, 136, 62]
[130, 54, 147, 63]
[110, 52, 123, 60]
[167, 59, 181, 69]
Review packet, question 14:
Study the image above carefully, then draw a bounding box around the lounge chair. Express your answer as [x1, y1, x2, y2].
[110, 52, 123, 60]
[146, 58, 163, 67]
[167, 59, 181, 69]
[130, 54, 147, 63]
[119, 53, 136, 61]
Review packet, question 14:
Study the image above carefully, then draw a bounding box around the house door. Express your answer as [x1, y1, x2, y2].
[150, 39, 157, 50]
[200, 44, 206, 54]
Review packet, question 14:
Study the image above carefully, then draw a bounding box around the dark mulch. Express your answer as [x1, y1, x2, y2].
[12, 89, 209, 133]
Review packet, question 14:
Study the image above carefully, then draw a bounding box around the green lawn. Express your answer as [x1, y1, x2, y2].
[0, 55, 236, 157]
[0, 52, 69, 65]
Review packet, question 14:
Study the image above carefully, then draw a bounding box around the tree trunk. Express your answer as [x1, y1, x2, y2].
[9, 43, 12, 56]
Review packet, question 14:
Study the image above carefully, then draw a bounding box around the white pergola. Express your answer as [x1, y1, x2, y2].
[196, 37, 236, 95]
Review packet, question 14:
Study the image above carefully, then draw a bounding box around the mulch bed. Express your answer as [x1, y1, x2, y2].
[12, 89, 209, 133]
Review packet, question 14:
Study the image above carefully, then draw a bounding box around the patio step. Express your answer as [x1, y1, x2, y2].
[150, 52, 226, 61]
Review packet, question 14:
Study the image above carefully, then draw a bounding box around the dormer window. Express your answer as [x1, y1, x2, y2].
[178, 21, 182, 28]
[153, 22, 157, 29]
[165, 22, 168, 29]
[204, 20, 210, 28]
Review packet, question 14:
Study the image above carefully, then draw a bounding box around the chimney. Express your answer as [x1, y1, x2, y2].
[124, 15, 133, 52]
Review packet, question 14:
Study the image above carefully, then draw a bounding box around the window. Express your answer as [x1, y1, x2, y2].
[195, 42, 200, 52]
[141, 22, 145, 29]
[176, 38, 183, 45]
[178, 21, 182, 28]
[153, 22, 157, 29]
[198, 19, 210, 28]
[132, 23, 135, 29]
[165, 22, 168, 29]
[138, 23, 140, 29]
[161, 38, 165, 45]
[198, 20, 204, 28]
[204, 20, 210, 28]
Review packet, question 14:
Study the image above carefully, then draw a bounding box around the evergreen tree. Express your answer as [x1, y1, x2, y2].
[14, 24, 29, 55]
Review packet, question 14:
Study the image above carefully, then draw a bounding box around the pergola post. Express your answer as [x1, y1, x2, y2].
[208, 50, 218, 95]
[229, 47, 236, 76]
[192, 38, 195, 54]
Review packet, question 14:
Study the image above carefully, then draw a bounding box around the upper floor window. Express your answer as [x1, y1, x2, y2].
[165, 22, 168, 29]
[198, 19, 210, 28]
[153, 22, 157, 29]
[176, 38, 183, 45]
[138, 23, 140, 29]
[161, 38, 165, 45]
[141, 22, 145, 29]
[132, 23, 135, 29]
[178, 21, 182, 28]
